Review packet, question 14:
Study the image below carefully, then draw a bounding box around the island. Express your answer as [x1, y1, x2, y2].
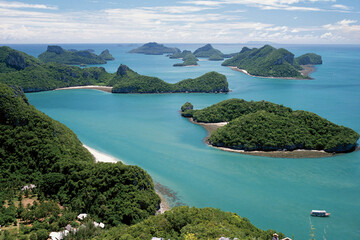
[181, 99, 359, 158]
[0, 80, 285, 240]
[222, 45, 322, 79]
[194, 44, 225, 60]
[99, 49, 115, 60]
[129, 42, 180, 55]
[169, 50, 199, 66]
[38, 45, 115, 65]
[111, 64, 228, 93]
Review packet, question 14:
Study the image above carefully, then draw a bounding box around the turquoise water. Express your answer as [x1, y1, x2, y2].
[8, 44, 360, 239]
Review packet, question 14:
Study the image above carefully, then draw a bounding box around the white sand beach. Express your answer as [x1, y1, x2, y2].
[83, 145, 120, 163]
[55, 85, 112, 92]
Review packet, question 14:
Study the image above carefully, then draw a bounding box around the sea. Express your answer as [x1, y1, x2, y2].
[5, 43, 360, 239]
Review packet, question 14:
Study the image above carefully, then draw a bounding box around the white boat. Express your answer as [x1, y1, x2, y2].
[310, 210, 330, 217]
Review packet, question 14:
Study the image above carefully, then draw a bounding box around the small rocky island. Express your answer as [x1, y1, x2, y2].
[181, 99, 359, 158]
[222, 45, 322, 79]
[172, 51, 199, 67]
[129, 42, 180, 55]
[38, 45, 115, 65]
[111, 64, 229, 93]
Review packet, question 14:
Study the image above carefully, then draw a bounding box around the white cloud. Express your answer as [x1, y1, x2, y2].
[320, 32, 332, 39]
[141, 6, 215, 14]
[184, 0, 342, 12]
[331, 4, 351, 11]
[322, 19, 360, 42]
[0, 1, 57, 10]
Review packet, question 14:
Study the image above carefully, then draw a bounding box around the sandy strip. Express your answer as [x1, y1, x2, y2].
[83, 144, 172, 212]
[229, 66, 315, 80]
[55, 85, 112, 93]
[156, 192, 171, 214]
[83, 145, 120, 163]
[187, 118, 334, 158]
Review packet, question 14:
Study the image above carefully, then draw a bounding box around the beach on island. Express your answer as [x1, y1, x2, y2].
[83, 144, 171, 213]
[55, 85, 112, 93]
[188, 118, 335, 158]
[229, 65, 316, 80]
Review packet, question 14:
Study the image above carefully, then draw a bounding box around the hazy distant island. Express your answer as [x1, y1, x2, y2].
[38, 45, 115, 65]
[129, 42, 180, 55]
[181, 99, 359, 158]
[111, 64, 228, 93]
[0, 46, 228, 94]
[222, 45, 322, 79]
[0, 78, 285, 240]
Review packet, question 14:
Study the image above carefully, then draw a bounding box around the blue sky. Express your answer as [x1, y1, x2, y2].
[0, 0, 359, 43]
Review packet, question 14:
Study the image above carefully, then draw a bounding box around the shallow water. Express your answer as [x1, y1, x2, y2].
[7, 43, 360, 239]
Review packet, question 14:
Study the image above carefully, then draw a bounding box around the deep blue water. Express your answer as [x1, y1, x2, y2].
[5, 43, 360, 239]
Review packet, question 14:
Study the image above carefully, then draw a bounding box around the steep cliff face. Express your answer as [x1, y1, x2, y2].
[47, 45, 66, 54]
[5, 51, 29, 70]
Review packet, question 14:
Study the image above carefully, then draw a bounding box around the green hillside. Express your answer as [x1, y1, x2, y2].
[99, 49, 115, 60]
[173, 53, 199, 67]
[0, 46, 113, 92]
[222, 45, 322, 78]
[296, 53, 322, 65]
[129, 42, 180, 55]
[38, 46, 108, 65]
[193, 44, 224, 58]
[182, 99, 359, 153]
[111, 65, 228, 93]
[0, 83, 160, 226]
[92, 206, 284, 240]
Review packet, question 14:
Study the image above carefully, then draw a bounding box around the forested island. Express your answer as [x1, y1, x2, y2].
[181, 99, 359, 157]
[0, 46, 228, 94]
[129, 42, 180, 55]
[222, 45, 322, 79]
[172, 52, 199, 67]
[111, 64, 229, 93]
[0, 83, 284, 239]
[38, 46, 115, 65]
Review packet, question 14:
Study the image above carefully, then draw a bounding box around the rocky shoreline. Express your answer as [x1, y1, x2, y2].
[188, 118, 337, 158]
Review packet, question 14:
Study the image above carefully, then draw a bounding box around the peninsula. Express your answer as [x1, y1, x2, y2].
[181, 99, 359, 157]
[222, 45, 322, 79]
[129, 42, 180, 55]
[111, 64, 229, 93]
[38, 45, 114, 65]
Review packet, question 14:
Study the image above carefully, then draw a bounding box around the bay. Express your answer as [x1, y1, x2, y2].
[7, 43, 360, 239]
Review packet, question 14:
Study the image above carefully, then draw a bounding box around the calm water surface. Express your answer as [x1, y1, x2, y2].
[7, 43, 360, 239]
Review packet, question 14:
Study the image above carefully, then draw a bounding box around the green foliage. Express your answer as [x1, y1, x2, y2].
[181, 102, 193, 112]
[173, 53, 198, 67]
[222, 45, 321, 78]
[184, 99, 359, 153]
[93, 206, 284, 240]
[99, 49, 115, 61]
[38, 46, 107, 65]
[209, 53, 224, 61]
[129, 42, 180, 55]
[36, 229, 49, 240]
[169, 50, 193, 59]
[296, 53, 322, 65]
[193, 44, 224, 58]
[0, 46, 114, 92]
[111, 65, 228, 93]
[0, 83, 160, 226]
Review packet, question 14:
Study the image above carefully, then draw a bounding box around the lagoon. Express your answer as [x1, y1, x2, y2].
[11, 43, 360, 239]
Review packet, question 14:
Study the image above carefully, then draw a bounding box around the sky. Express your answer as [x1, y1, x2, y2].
[0, 0, 359, 44]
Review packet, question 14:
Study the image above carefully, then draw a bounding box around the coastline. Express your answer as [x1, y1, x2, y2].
[188, 118, 335, 158]
[83, 144, 171, 213]
[55, 85, 113, 93]
[229, 65, 315, 80]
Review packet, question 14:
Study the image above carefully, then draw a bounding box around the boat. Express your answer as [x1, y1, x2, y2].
[310, 210, 330, 217]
